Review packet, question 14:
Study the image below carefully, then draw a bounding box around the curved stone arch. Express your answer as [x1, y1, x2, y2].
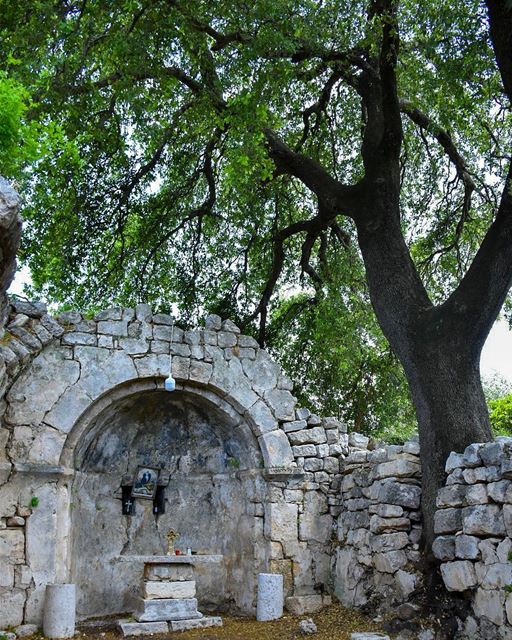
[2, 306, 296, 470]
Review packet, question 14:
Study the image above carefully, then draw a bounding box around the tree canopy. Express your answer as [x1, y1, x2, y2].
[2, 0, 512, 545]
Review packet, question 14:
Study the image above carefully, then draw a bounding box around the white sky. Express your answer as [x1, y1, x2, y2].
[8, 266, 512, 383]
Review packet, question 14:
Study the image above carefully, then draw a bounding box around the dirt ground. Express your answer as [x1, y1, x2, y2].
[74, 603, 391, 640]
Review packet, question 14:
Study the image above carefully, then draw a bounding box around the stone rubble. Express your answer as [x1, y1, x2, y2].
[433, 438, 512, 639]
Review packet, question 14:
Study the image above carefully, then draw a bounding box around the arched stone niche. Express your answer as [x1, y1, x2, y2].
[70, 384, 266, 618]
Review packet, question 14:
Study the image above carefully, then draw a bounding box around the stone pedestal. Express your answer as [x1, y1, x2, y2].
[257, 573, 284, 621]
[116, 556, 222, 636]
[43, 583, 76, 639]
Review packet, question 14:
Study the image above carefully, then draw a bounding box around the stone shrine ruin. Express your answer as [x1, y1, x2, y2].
[2, 300, 512, 639]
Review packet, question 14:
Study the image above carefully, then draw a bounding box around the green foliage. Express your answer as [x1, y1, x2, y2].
[0, 0, 509, 433]
[489, 394, 512, 437]
[29, 496, 39, 508]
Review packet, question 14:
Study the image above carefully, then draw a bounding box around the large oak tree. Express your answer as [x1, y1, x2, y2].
[2, 0, 512, 547]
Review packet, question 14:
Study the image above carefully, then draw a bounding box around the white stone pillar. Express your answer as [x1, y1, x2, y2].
[256, 573, 283, 621]
[43, 583, 76, 638]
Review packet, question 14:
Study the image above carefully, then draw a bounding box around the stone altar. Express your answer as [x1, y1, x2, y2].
[116, 555, 223, 636]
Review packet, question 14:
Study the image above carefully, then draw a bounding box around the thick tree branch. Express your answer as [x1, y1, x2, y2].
[486, 0, 512, 101]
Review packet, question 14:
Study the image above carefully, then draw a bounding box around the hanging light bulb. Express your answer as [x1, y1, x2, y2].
[165, 320, 176, 392]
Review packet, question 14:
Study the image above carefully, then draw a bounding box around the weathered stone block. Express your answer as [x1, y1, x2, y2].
[370, 532, 409, 552]
[487, 480, 511, 503]
[134, 597, 199, 622]
[373, 550, 407, 573]
[434, 508, 462, 535]
[370, 515, 410, 534]
[441, 561, 477, 592]
[462, 505, 505, 536]
[285, 595, 324, 615]
[259, 430, 294, 467]
[436, 484, 466, 508]
[256, 573, 283, 621]
[445, 452, 465, 473]
[0, 589, 25, 627]
[473, 587, 504, 626]
[378, 482, 421, 509]
[264, 503, 297, 542]
[455, 535, 480, 560]
[263, 389, 296, 422]
[118, 620, 168, 636]
[373, 459, 421, 480]
[0, 529, 24, 563]
[97, 320, 128, 336]
[283, 420, 308, 433]
[143, 580, 196, 599]
[169, 616, 222, 632]
[288, 427, 326, 446]
[145, 564, 194, 582]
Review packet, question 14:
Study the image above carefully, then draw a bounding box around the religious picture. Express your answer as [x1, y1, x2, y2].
[131, 466, 159, 499]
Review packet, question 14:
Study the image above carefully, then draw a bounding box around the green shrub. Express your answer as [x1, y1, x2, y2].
[489, 393, 512, 436]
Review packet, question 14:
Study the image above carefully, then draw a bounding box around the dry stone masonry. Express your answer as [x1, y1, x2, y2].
[335, 435, 423, 611]
[2, 299, 512, 639]
[433, 439, 512, 639]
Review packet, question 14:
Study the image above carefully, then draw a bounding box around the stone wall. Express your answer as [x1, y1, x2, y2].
[334, 434, 423, 611]
[0, 302, 347, 626]
[433, 439, 512, 639]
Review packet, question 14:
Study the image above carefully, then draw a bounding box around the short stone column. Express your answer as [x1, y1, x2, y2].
[43, 583, 76, 639]
[256, 573, 283, 621]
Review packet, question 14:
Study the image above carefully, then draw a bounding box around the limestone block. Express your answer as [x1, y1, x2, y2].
[217, 331, 237, 348]
[228, 379, 258, 412]
[434, 508, 462, 535]
[135, 303, 152, 322]
[43, 583, 75, 639]
[40, 314, 65, 338]
[446, 468, 465, 485]
[378, 482, 421, 509]
[351, 635, 390, 640]
[74, 346, 138, 399]
[6, 347, 80, 425]
[462, 505, 505, 536]
[245, 400, 277, 436]
[259, 430, 294, 468]
[119, 620, 168, 636]
[15, 624, 39, 637]
[373, 459, 421, 480]
[264, 389, 296, 422]
[455, 535, 480, 560]
[61, 331, 97, 346]
[143, 580, 196, 599]
[283, 420, 308, 433]
[264, 502, 297, 542]
[347, 432, 369, 449]
[134, 597, 200, 622]
[256, 573, 283, 621]
[440, 560, 477, 591]
[97, 320, 128, 336]
[32, 323, 54, 346]
[0, 562, 14, 587]
[145, 564, 194, 581]
[134, 354, 169, 378]
[465, 484, 488, 505]
[463, 466, 499, 484]
[506, 594, 512, 625]
[169, 616, 222, 632]
[479, 539, 499, 565]
[497, 537, 512, 563]
[481, 563, 512, 589]
[395, 570, 417, 599]
[432, 536, 456, 561]
[0, 589, 25, 627]
[239, 334, 259, 348]
[44, 385, 92, 434]
[445, 452, 465, 473]
[188, 361, 212, 385]
[152, 312, 174, 325]
[369, 504, 404, 518]
[370, 515, 410, 534]
[480, 441, 505, 466]
[304, 458, 323, 472]
[9, 326, 42, 352]
[288, 427, 326, 446]
[307, 414, 322, 426]
[299, 512, 332, 543]
[370, 532, 409, 552]
[285, 595, 324, 615]
[0, 529, 24, 563]
[373, 550, 407, 573]
[293, 445, 317, 457]
[170, 343, 191, 357]
[462, 443, 483, 467]
[487, 480, 511, 503]
[473, 587, 504, 626]
[436, 484, 466, 508]
[503, 504, 512, 537]
[118, 337, 149, 354]
[95, 307, 123, 321]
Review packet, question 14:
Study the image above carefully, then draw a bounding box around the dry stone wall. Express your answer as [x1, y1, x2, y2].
[0, 301, 347, 626]
[433, 439, 512, 639]
[334, 435, 423, 611]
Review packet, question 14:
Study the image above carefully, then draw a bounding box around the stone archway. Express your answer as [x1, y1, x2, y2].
[67, 382, 267, 618]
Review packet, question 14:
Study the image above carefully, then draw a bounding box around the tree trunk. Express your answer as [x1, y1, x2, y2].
[354, 200, 493, 551]
[403, 343, 492, 549]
